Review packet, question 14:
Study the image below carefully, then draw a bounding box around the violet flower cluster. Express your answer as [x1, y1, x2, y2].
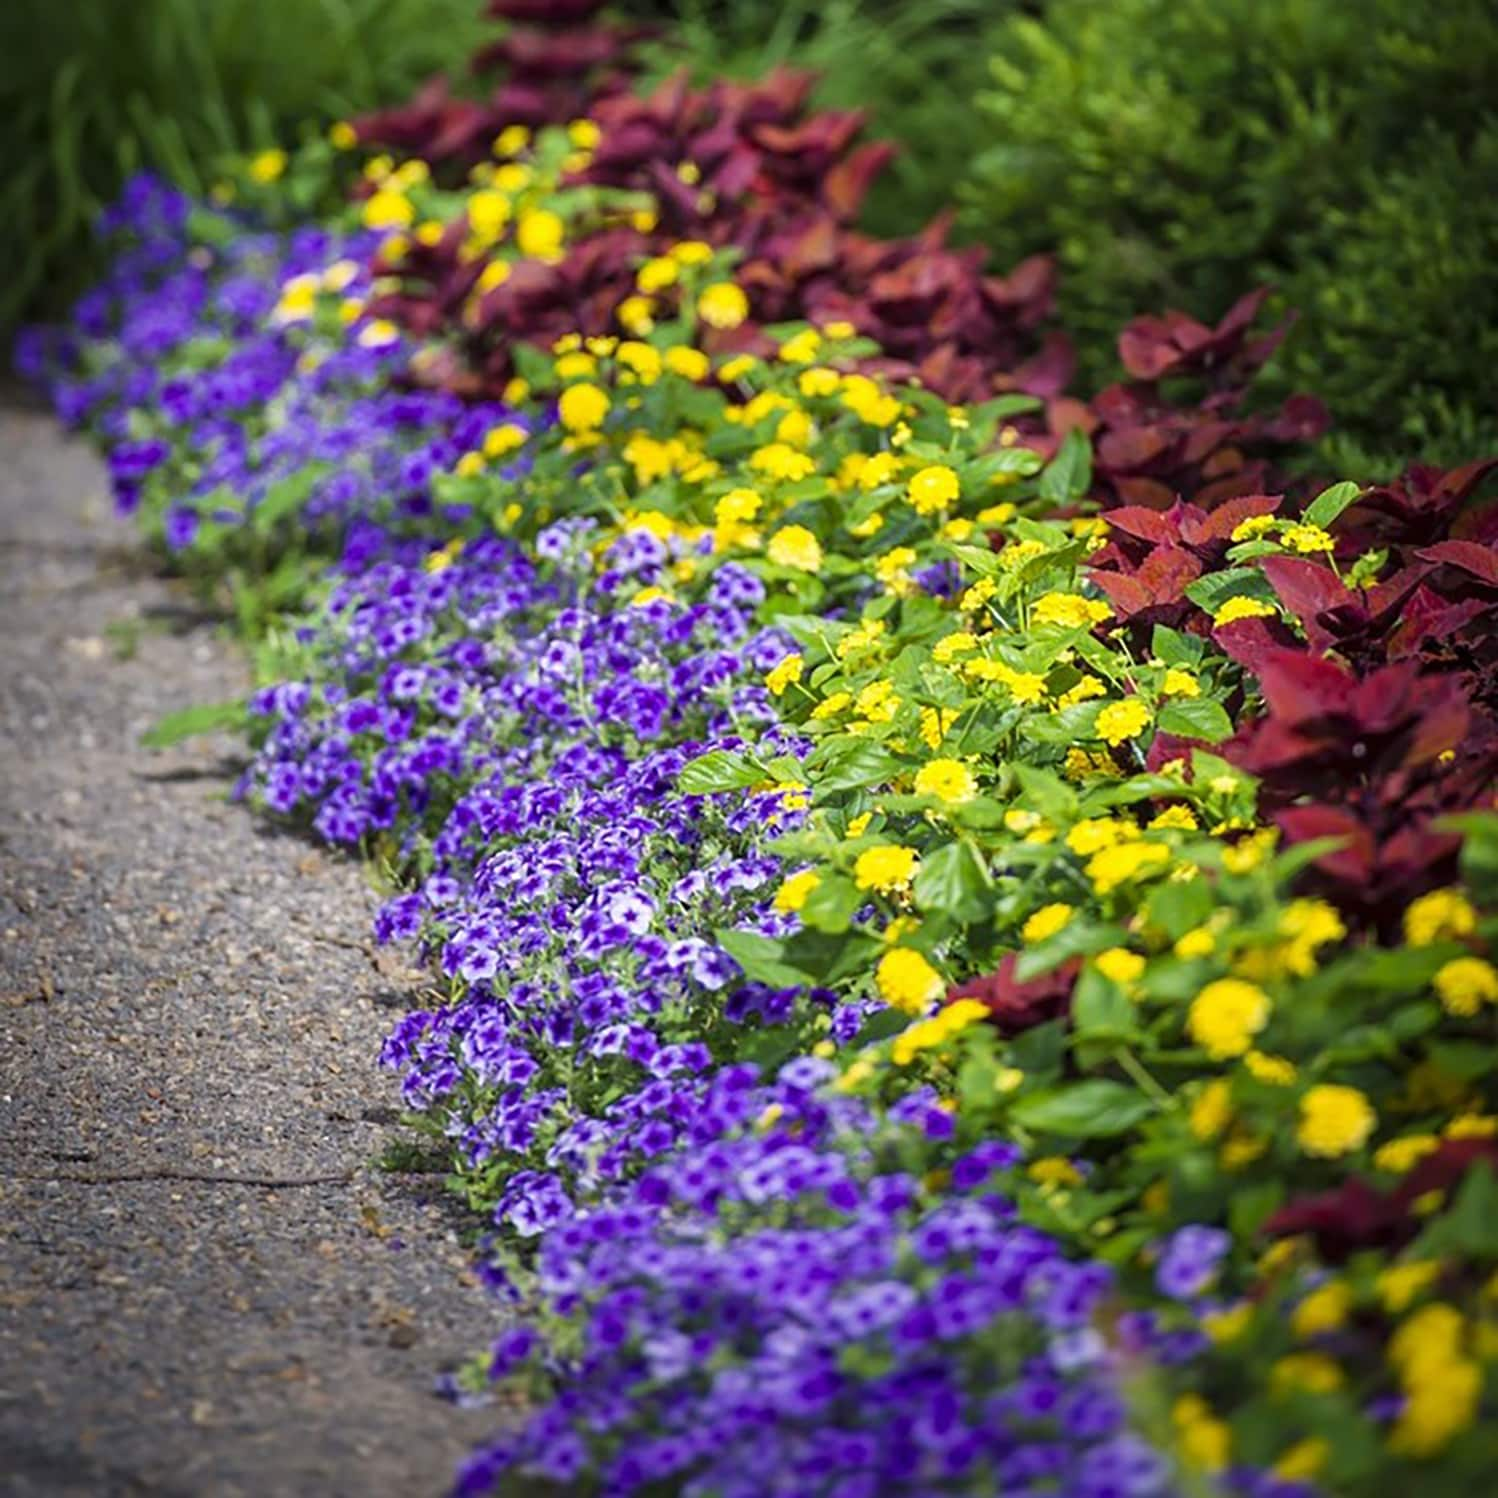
[21, 173, 529, 560]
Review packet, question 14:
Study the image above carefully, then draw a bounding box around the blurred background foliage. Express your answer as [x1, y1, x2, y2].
[956, 0, 1498, 474]
[0, 0, 485, 334]
[7, 0, 1495, 474]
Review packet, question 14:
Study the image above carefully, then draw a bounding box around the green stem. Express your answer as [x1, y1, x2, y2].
[1113, 1045, 1175, 1109]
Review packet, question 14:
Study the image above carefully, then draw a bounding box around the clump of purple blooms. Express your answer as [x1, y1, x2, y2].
[21, 173, 530, 558]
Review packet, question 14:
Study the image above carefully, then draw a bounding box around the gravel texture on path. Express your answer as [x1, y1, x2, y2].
[0, 402, 498, 1497]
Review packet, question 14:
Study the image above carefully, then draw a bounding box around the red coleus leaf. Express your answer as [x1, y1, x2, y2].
[1386, 586, 1492, 662]
[1414, 539, 1498, 589]
[981, 254, 1056, 328]
[1263, 1142, 1498, 1265]
[1343, 458, 1498, 550]
[751, 109, 866, 166]
[1211, 616, 1300, 675]
[486, 0, 608, 22]
[480, 25, 628, 77]
[1260, 556, 1359, 654]
[1109, 476, 1177, 510]
[1010, 332, 1075, 400]
[1097, 424, 1176, 473]
[822, 141, 896, 222]
[1186, 492, 1282, 544]
[1088, 543, 1202, 621]
[947, 955, 1078, 1038]
[1118, 311, 1213, 382]
[1261, 1177, 1406, 1263]
[1228, 651, 1474, 808]
[1273, 805, 1376, 882]
[1260, 555, 1434, 663]
[1117, 289, 1272, 383]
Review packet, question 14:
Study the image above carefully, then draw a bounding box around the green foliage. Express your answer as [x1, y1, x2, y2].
[139, 699, 248, 749]
[959, 0, 1498, 474]
[0, 0, 485, 333]
[627, 0, 1009, 237]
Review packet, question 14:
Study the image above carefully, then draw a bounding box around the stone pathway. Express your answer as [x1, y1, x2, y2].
[0, 402, 497, 1496]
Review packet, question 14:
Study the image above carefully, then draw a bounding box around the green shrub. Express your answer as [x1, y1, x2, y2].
[0, 0, 485, 335]
[959, 0, 1498, 473]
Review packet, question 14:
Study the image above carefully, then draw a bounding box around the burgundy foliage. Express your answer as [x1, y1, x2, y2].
[946, 955, 1079, 1038]
[1264, 1142, 1498, 1264]
[345, 2, 1323, 502]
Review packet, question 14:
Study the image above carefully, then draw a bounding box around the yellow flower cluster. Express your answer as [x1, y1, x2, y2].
[907, 465, 960, 515]
[773, 868, 821, 914]
[1405, 887, 1477, 946]
[1096, 698, 1151, 746]
[1172, 1394, 1230, 1474]
[854, 844, 919, 894]
[875, 947, 945, 1014]
[1297, 1083, 1376, 1157]
[913, 758, 977, 805]
[1022, 903, 1073, 944]
[765, 653, 805, 697]
[1435, 956, 1498, 1015]
[767, 524, 823, 572]
[1086, 839, 1170, 895]
[1031, 591, 1112, 629]
[1187, 979, 1270, 1059]
[558, 382, 610, 433]
[1387, 1304, 1484, 1455]
[697, 281, 749, 329]
[890, 997, 989, 1065]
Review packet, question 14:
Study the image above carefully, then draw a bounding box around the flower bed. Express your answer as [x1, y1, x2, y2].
[22, 4, 1498, 1493]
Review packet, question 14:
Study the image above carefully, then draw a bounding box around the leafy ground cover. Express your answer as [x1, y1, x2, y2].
[19, 1, 1498, 1494]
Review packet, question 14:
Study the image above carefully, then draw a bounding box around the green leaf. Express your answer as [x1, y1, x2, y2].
[1229, 1179, 1285, 1240]
[957, 1051, 999, 1112]
[1021, 700, 1104, 744]
[249, 465, 326, 535]
[678, 749, 764, 794]
[1038, 427, 1092, 504]
[799, 872, 862, 934]
[1427, 1039, 1498, 1081]
[1183, 567, 1277, 616]
[139, 699, 247, 749]
[1416, 1165, 1498, 1257]
[810, 740, 904, 794]
[1156, 698, 1233, 743]
[913, 841, 993, 923]
[713, 928, 808, 988]
[1010, 1079, 1155, 1138]
[1011, 763, 1078, 822]
[1145, 878, 1214, 941]
[970, 393, 1044, 429]
[781, 928, 882, 985]
[1440, 811, 1498, 890]
[1008, 1018, 1068, 1077]
[1301, 481, 1362, 531]
[1151, 625, 1205, 667]
[1071, 969, 1141, 1041]
[1015, 921, 1128, 981]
